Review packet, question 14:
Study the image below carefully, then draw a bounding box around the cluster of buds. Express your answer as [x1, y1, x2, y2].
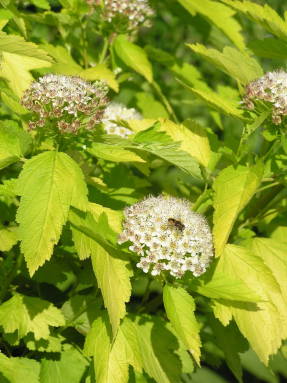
[102, 102, 142, 138]
[21, 74, 109, 133]
[88, 0, 154, 32]
[118, 196, 214, 279]
[243, 70, 287, 125]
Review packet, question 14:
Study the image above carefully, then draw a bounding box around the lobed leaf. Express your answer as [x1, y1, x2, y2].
[178, 0, 245, 50]
[223, 0, 287, 41]
[0, 294, 65, 340]
[216, 245, 287, 365]
[0, 31, 53, 96]
[188, 44, 263, 85]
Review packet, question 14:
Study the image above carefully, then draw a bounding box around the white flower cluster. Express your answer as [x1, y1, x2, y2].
[21, 74, 109, 133]
[102, 102, 142, 137]
[244, 70, 287, 124]
[118, 196, 214, 278]
[103, 0, 154, 31]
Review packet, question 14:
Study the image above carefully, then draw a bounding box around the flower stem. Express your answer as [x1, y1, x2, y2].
[99, 37, 109, 64]
[152, 81, 179, 123]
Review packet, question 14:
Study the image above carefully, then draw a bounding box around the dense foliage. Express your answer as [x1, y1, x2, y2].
[0, 0, 287, 382]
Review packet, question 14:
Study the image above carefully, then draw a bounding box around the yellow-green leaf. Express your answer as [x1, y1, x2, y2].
[91, 243, 132, 335]
[0, 226, 18, 251]
[0, 32, 53, 97]
[89, 143, 145, 163]
[213, 164, 263, 257]
[223, 0, 287, 41]
[178, 0, 245, 50]
[0, 294, 65, 340]
[16, 151, 88, 275]
[216, 245, 287, 365]
[188, 44, 263, 85]
[163, 285, 201, 364]
[0, 354, 40, 383]
[159, 119, 211, 167]
[113, 35, 153, 83]
[80, 65, 119, 92]
[251, 238, 287, 301]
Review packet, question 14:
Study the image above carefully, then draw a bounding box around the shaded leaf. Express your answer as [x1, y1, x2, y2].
[0, 353, 40, 383]
[216, 245, 287, 365]
[178, 0, 245, 50]
[40, 345, 88, 383]
[0, 294, 65, 340]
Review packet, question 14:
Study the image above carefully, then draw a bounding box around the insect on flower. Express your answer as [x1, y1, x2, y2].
[167, 218, 185, 232]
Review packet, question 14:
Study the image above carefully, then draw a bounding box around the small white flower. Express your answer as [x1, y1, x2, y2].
[102, 102, 142, 138]
[119, 195, 214, 279]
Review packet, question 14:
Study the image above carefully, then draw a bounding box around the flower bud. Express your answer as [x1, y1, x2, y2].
[243, 70, 287, 125]
[21, 74, 109, 133]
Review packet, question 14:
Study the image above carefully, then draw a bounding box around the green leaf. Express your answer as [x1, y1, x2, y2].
[1, 87, 28, 115]
[80, 65, 119, 92]
[241, 349, 279, 383]
[180, 80, 245, 120]
[40, 345, 88, 383]
[103, 131, 202, 178]
[191, 366, 229, 383]
[223, 0, 287, 41]
[0, 294, 65, 340]
[188, 44, 263, 85]
[0, 31, 53, 96]
[113, 35, 153, 83]
[0, 225, 18, 251]
[89, 143, 145, 163]
[0, 121, 32, 169]
[84, 314, 140, 383]
[177, 0, 245, 50]
[136, 93, 169, 119]
[216, 245, 287, 365]
[163, 285, 201, 364]
[70, 206, 132, 335]
[70, 202, 122, 260]
[135, 316, 182, 383]
[159, 119, 211, 167]
[31, 0, 50, 9]
[91, 242, 132, 336]
[192, 271, 260, 302]
[0, 178, 17, 198]
[248, 38, 287, 59]
[212, 300, 232, 326]
[210, 319, 248, 383]
[213, 164, 263, 257]
[61, 294, 100, 335]
[0, 353, 40, 383]
[16, 151, 88, 276]
[24, 334, 62, 353]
